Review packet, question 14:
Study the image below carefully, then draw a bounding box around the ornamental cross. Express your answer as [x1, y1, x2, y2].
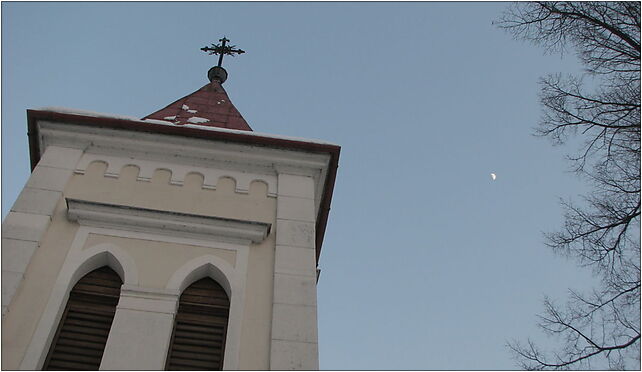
[201, 37, 245, 67]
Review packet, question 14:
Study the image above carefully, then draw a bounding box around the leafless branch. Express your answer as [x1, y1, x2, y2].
[497, 2, 640, 369]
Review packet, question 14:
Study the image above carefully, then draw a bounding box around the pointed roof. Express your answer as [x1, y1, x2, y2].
[142, 80, 252, 131]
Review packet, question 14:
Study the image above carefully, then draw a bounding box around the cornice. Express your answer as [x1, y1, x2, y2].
[37, 120, 330, 175]
[38, 120, 330, 209]
[66, 198, 271, 245]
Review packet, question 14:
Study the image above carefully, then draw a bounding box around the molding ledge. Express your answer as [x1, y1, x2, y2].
[66, 198, 271, 245]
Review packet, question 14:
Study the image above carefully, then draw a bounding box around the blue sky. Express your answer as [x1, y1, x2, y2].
[2, 2, 599, 369]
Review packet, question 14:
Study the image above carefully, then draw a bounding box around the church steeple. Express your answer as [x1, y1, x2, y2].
[142, 37, 252, 131]
[8, 39, 339, 370]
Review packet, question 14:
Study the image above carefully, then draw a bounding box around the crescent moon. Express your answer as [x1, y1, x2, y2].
[491, 173, 496, 180]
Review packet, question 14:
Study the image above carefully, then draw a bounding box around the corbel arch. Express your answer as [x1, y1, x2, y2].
[70, 243, 139, 287]
[166, 254, 233, 297]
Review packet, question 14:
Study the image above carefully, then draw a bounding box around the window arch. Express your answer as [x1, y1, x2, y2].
[43, 266, 122, 370]
[166, 277, 230, 370]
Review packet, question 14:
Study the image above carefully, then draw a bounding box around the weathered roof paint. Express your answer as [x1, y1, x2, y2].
[142, 81, 252, 131]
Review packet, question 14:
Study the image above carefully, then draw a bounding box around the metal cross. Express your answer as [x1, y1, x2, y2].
[201, 37, 245, 67]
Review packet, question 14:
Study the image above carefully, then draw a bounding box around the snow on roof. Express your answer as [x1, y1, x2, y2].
[143, 81, 252, 132]
[34, 106, 339, 146]
[187, 116, 210, 124]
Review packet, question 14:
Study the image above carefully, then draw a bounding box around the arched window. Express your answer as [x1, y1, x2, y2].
[166, 277, 230, 370]
[43, 266, 122, 370]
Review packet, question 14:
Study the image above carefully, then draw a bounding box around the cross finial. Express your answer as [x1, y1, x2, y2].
[201, 36, 245, 68]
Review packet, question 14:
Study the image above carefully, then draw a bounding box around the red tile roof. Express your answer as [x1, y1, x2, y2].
[142, 81, 252, 131]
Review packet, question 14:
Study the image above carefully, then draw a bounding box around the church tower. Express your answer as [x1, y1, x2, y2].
[2, 38, 340, 370]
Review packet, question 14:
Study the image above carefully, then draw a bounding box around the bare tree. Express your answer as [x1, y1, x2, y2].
[496, 2, 640, 370]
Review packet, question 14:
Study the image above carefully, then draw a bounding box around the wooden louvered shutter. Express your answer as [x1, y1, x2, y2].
[43, 266, 122, 370]
[166, 277, 230, 370]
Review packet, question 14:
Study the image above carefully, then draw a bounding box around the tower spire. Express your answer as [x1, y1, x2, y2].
[201, 36, 245, 84]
